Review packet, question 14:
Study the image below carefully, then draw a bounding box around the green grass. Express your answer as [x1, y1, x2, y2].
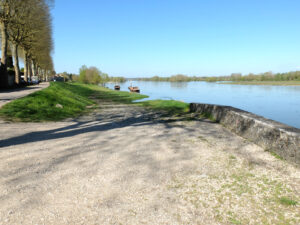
[269, 151, 284, 160]
[265, 149, 284, 160]
[229, 217, 242, 225]
[88, 85, 189, 114]
[137, 100, 189, 114]
[90, 86, 148, 103]
[224, 81, 300, 86]
[92, 86, 189, 114]
[0, 82, 95, 121]
[195, 111, 217, 122]
[279, 197, 298, 206]
[0, 82, 190, 122]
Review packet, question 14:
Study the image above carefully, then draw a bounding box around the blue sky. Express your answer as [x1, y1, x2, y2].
[52, 0, 300, 77]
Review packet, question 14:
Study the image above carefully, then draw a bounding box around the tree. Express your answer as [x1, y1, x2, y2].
[78, 65, 109, 85]
[0, 0, 54, 86]
[79, 65, 88, 83]
[20, 0, 53, 82]
[0, 0, 14, 87]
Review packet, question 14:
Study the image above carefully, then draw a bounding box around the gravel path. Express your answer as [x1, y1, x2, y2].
[0, 100, 299, 224]
[0, 82, 49, 108]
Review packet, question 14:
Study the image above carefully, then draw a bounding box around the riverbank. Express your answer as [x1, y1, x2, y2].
[190, 103, 300, 165]
[0, 82, 189, 122]
[0, 93, 299, 224]
[223, 81, 300, 86]
[0, 82, 95, 121]
[107, 80, 300, 129]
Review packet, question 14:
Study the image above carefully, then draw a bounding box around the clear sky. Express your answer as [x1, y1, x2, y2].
[52, 0, 300, 77]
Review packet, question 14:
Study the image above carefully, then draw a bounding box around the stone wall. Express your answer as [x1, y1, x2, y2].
[190, 103, 300, 165]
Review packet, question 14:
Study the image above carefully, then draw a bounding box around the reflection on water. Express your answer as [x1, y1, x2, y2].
[107, 81, 300, 129]
[170, 82, 188, 89]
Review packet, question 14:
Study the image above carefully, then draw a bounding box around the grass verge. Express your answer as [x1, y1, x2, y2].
[137, 100, 189, 114]
[89, 85, 148, 103]
[87, 85, 189, 114]
[0, 82, 190, 122]
[0, 82, 95, 121]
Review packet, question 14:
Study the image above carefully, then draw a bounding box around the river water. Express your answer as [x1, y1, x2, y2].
[107, 81, 300, 129]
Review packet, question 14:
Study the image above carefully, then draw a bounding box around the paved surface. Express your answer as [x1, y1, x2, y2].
[0, 100, 299, 224]
[0, 82, 49, 108]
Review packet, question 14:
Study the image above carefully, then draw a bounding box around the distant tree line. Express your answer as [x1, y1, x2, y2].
[0, 0, 54, 88]
[205, 71, 300, 82]
[135, 74, 206, 82]
[135, 71, 300, 82]
[108, 76, 126, 83]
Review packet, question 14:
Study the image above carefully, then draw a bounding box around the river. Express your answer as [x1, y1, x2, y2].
[107, 81, 300, 129]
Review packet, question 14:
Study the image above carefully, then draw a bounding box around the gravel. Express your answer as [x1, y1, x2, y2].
[0, 101, 299, 224]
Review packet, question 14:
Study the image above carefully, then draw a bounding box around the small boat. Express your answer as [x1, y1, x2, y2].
[128, 86, 140, 93]
[114, 85, 120, 90]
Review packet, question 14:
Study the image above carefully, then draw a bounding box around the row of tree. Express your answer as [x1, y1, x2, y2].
[205, 71, 300, 82]
[135, 74, 208, 82]
[0, 0, 54, 88]
[135, 71, 300, 82]
[108, 76, 126, 83]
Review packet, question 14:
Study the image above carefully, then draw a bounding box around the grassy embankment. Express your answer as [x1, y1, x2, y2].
[90, 85, 189, 114]
[0, 82, 189, 122]
[0, 82, 95, 121]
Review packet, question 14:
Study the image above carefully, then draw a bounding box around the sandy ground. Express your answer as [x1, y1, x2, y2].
[0, 100, 299, 224]
[0, 82, 49, 108]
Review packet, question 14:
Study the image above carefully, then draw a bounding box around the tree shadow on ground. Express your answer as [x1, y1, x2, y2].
[0, 107, 214, 214]
[0, 108, 214, 149]
[0, 86, 40, 94]
[1, 103, 288, 220]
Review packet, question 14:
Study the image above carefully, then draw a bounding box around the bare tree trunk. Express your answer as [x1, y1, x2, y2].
[28, 59, 33, 81]
[24, 53, 28, 82]
[37, 66, 40, 77]
[31, 61, 36, 77]
[45, 70, 49, 81]
[0, 21, 8, 65]
[0, 21, 8, 87]
[37, 66, 40, 80]
[36, 65, 39, 78]
[12, 43, 20, 84]
[38, 67, 42, 81]
[43, 69, 46, 81]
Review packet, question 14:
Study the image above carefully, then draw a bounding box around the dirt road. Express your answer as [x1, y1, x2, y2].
[0, 82, 49, 108]
[0, 101, 299, 224]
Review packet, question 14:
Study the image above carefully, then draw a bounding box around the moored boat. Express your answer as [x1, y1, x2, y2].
[114, 85, 120, 90]
[128, 86, 140, 93]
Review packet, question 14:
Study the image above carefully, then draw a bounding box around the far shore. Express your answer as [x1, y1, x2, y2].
[221, 81, 300, 86]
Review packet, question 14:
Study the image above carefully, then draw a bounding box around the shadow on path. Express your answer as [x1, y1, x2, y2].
[0, 86, 41, 94]
[0, 109, 215, 149]
[0, 116, 154, 148]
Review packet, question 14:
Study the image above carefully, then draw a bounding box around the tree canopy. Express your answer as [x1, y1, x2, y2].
[0, 0, 54, 87]
[79, 65, 109, 85]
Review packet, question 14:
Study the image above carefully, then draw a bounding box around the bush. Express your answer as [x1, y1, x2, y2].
[79, 65, 108, 84]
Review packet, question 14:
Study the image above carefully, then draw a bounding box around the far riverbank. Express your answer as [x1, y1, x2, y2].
[222, 80, 300, 86]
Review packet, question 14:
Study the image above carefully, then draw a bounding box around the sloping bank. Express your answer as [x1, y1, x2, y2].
[0, 82, 95, 121]
[190, 103, 300, 165]
[0, 82, 189, 122]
